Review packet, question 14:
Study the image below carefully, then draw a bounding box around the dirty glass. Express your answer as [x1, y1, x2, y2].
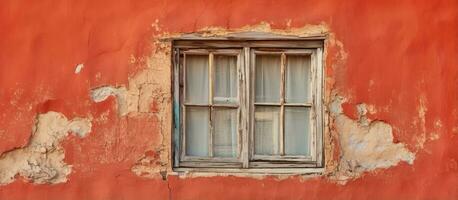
[254, 106, 281, 155]
[214, 55, 238, 104]
[286, 55, 311, 103]
[185, 55, 209, 104]
[213, 108, 238, 157]
[185, 107, 209, 156]
[255, 55, 281, 103]
[285, 107, 310, 155]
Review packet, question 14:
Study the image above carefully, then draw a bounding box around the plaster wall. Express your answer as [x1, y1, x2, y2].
[0, 0, 457, 199]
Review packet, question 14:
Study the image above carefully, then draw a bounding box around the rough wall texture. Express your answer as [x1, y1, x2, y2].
[0, 112, 91, 185]
[0, 0, 458, 199]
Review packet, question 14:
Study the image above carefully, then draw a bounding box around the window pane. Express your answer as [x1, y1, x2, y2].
[185, 107, 209, 156]
[285, 107, 310, 155]
[286, 55, 311, 103]
[255, 55, 281, 103]
[213, 108, 238, 157]
[214, 55, 238, 104]
[254, 106, 281, 155]
[185, 55, 209, 104]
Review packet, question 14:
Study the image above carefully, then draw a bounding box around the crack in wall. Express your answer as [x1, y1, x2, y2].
[167, 179, 173, 200]
[0, 112, 92, 185]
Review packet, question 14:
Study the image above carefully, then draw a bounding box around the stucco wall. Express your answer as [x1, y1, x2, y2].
[0, 0, 457, 199]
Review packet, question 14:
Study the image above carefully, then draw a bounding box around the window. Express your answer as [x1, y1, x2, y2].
[172, 39, 324, 173]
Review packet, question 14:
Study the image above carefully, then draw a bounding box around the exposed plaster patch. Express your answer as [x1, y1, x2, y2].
[90, 46, 171, 117]
[0, 112, 92, 185]
[330, 96, 415, 183]
[151, 19, 161, 32]
[131, 149, 168, 179]
[414, 94, 428, 149]
[430, 119, 443, 141]
[163, 21, 329, 40]
[90, 86, 128, 116]
[207, 21, 327, 37]
[88, 42, 172, 177]
[74, 63, 84, 74]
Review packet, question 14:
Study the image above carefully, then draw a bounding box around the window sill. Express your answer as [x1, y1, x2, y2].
[172, 167, 324, 175]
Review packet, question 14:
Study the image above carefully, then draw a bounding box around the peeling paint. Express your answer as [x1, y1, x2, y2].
[330, 96, 415, 183]
[90, 86, 128, 116]
[0, 112, 91, 185]
[74, 64, 84, 74]
[89, 43, 173, 177]
[90, 47, 171, 118]
[415, 94, 428, 149]
[131, 149, 168, 179]
[179, 21, 329, 39]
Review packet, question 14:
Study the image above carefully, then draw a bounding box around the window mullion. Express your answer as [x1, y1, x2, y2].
[209, 53, 214, 158]
[279, 53, 286, 156]
[241, 47, 250, 168]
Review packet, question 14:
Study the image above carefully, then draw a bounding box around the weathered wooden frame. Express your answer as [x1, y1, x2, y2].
[179, 49, 243, 168]
[172, 38, 324, 173]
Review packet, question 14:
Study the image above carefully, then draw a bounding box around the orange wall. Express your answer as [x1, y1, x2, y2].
[1, 0, 458, 199]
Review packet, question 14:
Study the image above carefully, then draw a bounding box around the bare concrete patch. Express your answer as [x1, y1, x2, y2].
[330, 96, 415, 183]
[0, 112, 92, 185]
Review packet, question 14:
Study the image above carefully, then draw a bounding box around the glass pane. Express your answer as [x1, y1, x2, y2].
[255, 55, 281, 103]
[254, 106, 281, 155]
[185, 107, 209, 156]
[214, 55, 238, 104]
[286, 55, 311, 103]
[213, 108, 238, 157]
[285, 107, 310, 155]
[185, 55, 209, 104]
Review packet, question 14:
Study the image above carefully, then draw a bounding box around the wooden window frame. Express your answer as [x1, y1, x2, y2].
[172, 38, 324, 174]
